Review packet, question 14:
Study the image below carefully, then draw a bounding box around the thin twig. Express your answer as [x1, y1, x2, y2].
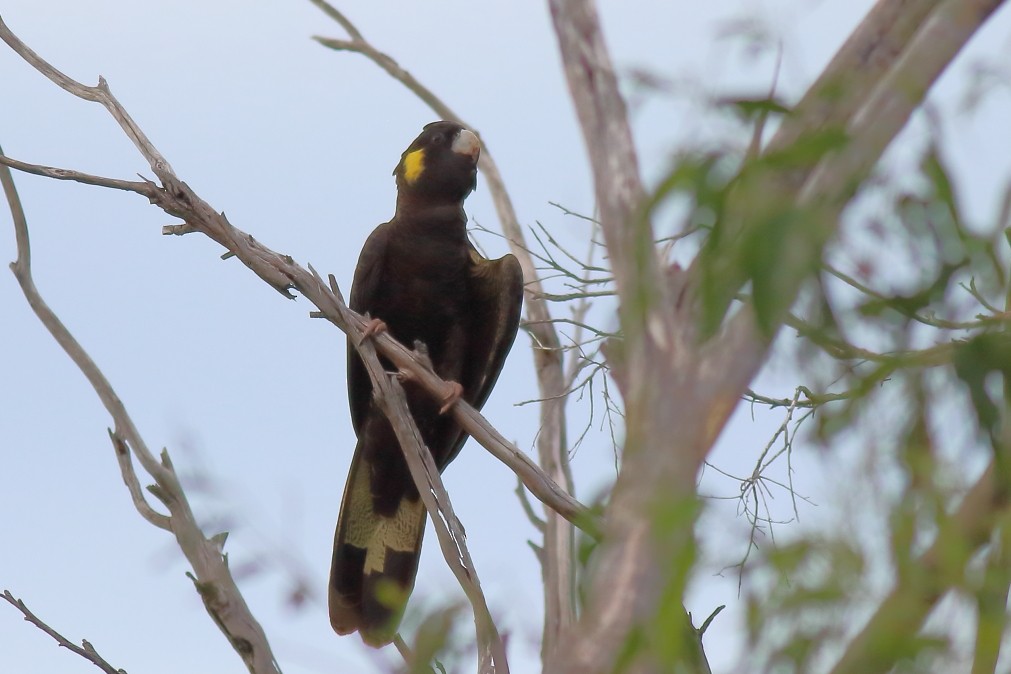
[108, 429, 172, 531]
[1, 591, 126, 674]
[824, 262, 1002, 330]
[0, 155, 155, 194]
[0, 17, 172, 176]
[516, 475, 547, 533]
[548, 201, 601, 225]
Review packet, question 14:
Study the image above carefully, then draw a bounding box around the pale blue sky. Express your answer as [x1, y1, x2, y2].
[2, 2, 1009, 673]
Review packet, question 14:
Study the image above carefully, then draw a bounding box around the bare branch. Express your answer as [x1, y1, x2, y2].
[516, 475, 547, 533]
[392, 634, 415, 667]
[108, 429, 172, 531]
[1, 591, 126, 674]
[0, 16, 172, 176]
[532, 289, 615, 302]
[768, 0, 939, 156]
[799, 0, 1008, 211]
[1, 148, 164, 484]
[715, 388, 812, 586]
[305, 0, 363, 41]
[549, 201, 601, 225]
[1, 144, 280, 674]
[545, 4, 718, 672]
[0, 154, 155, 195]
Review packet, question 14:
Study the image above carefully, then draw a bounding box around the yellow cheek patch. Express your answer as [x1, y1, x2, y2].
[403, 148, 425, 184]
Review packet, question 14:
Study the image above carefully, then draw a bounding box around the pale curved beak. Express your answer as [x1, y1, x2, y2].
[451, 128, 481, 161]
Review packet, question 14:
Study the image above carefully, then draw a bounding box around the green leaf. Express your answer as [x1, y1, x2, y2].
[757, 126, 849, 170]
[718, 95, 792, 121]
[952, 332, 1011, 438]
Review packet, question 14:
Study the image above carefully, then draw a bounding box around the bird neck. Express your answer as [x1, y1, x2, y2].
[394, 192, 467, 224]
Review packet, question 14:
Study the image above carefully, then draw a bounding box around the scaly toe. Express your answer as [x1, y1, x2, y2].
[358, 317, 388, 345]
[439, 381, 464, 414]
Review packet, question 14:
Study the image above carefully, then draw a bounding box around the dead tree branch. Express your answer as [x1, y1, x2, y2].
[2, 137, 511, 674]
[799, 0, 1007, 211]
[0, 19, 170, 175]
[1, 591, 126, 674]
[769, 0, 939, 157]
[0, 153, 155, 193]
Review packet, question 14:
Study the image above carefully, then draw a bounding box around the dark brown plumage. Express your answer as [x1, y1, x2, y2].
[329, 121, 523, 647]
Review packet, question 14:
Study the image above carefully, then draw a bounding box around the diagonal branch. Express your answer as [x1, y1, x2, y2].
[799, 0, 1008, 210]
[0, 154, 155, 194]
[107, 429, 172, 531]
[2, 132, 511, 674]
[0, 18, 171, 177]
[1, 591, 126, 674]
[1, 8, 594, 537]
[768, 0, 939, 156]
